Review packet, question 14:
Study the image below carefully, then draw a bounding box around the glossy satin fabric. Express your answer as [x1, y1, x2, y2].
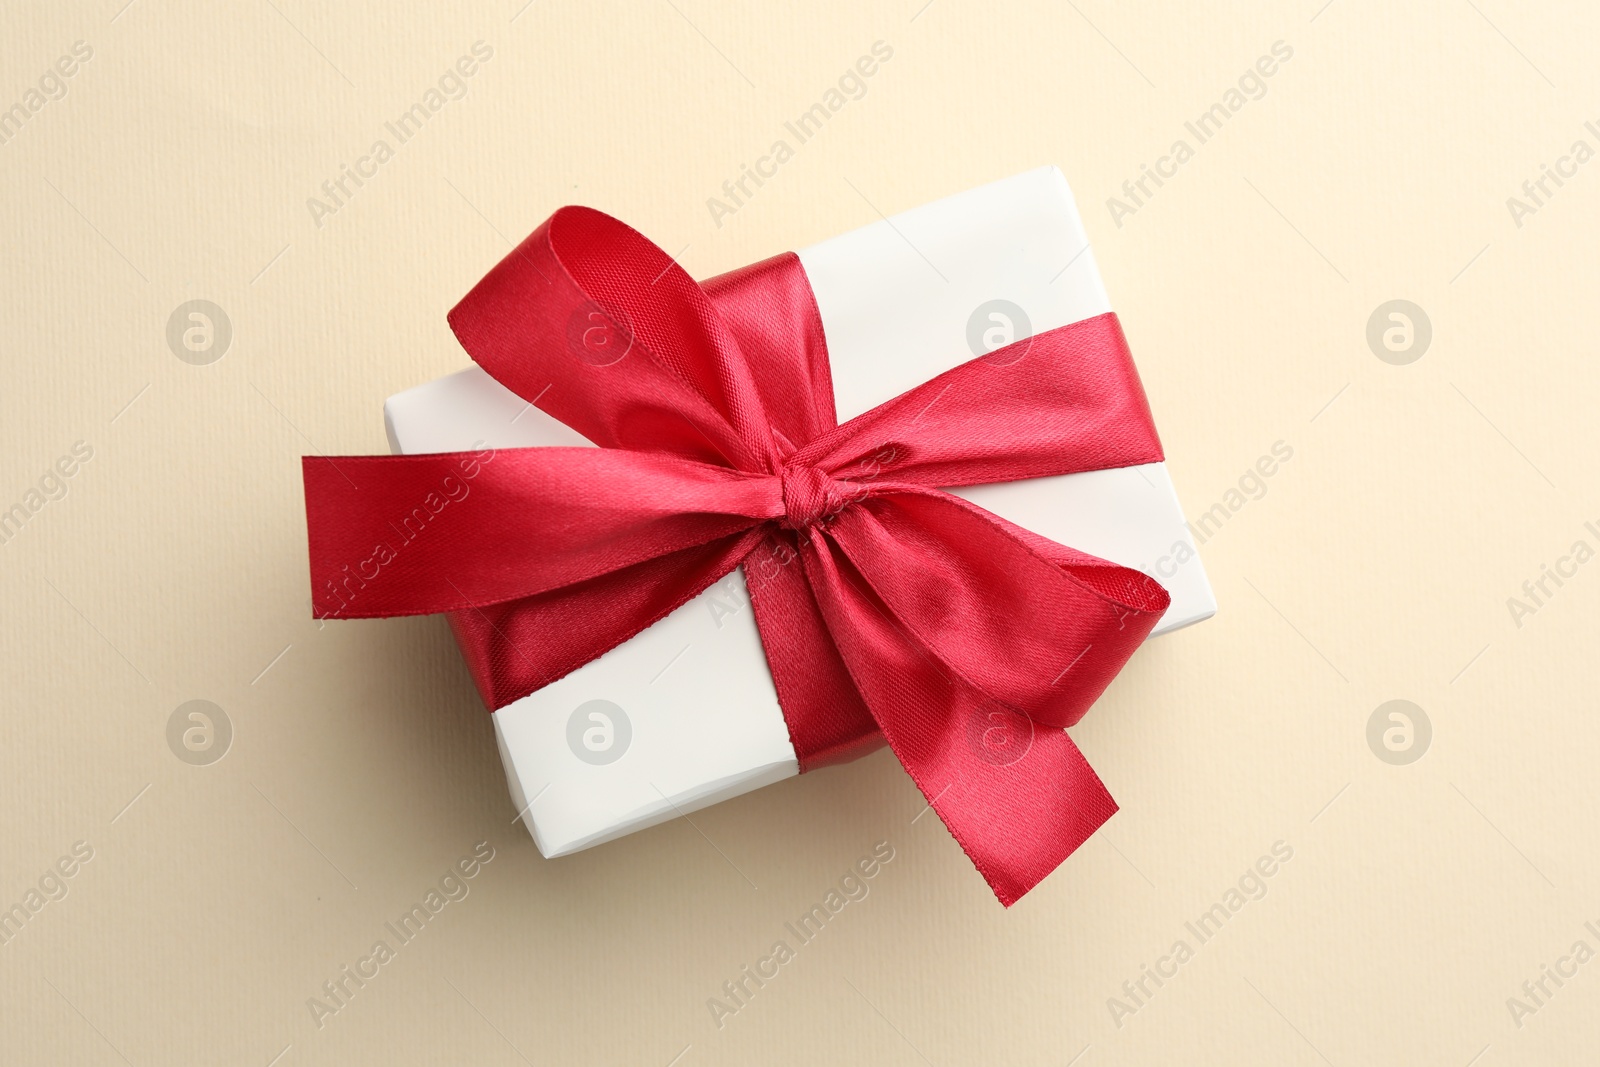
[302, 206, 1171, 905]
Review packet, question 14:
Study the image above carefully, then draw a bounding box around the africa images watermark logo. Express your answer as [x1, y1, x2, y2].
[306, 42, 494, 229]
[1107, 40, 1294, 227]
[166, 300, 232, 365]
[567, 700, 631, 764]
[0, 40, 93, 148]
[966, 299, 1032, 365]
[1107, 840, 1294, 1028]
[706, 41, 894, 227]
[1366, 300, 1431, 365]
[0, 841, 95, 949]
[166, 700, 233, 766]
[305, 841, 496, 1029]
[1366, 700, 1430, 765]
[0, 440, 94, 547]
[566, 300, 633, 367]
[315, 443, 497, 618]
[1504, 519, 1600, 629]
[706, 841, 895, 1030]
[965, 702, 1033, 766]
[1505, 919, 1600, 1030]
[1505, 119, 1600, 229]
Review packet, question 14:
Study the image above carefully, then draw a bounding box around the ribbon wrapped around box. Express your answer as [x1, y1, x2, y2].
[302, 167, 1215, 905]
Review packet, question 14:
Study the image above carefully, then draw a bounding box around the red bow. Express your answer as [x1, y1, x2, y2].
[302, 206, 1170, 905]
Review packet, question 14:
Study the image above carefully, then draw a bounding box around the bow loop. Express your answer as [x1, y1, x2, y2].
[822, 487, 1168, 731]
[447, 207, 785, 473]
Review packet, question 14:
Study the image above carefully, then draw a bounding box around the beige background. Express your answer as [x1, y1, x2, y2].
[2, 0, 1597, 1063]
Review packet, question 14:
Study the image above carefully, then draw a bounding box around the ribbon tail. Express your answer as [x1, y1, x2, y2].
[798, 532, 1119, 906]
[301, 449, 781, 618]
[745, 529, 881, 770]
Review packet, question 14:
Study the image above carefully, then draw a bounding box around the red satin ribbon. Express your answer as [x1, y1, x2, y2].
[302, 206, 1170, 905]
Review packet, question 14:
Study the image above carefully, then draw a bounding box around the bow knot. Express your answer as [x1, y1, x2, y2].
[779, 463, 851, 530]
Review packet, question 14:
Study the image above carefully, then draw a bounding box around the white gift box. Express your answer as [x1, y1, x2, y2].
[384, 166, 1216, 857]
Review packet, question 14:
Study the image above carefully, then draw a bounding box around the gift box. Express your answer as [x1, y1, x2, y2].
[373, 166, 1215, 866]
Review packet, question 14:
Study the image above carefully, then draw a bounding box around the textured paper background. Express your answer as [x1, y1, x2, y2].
[2, 2, 1596, 1063]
